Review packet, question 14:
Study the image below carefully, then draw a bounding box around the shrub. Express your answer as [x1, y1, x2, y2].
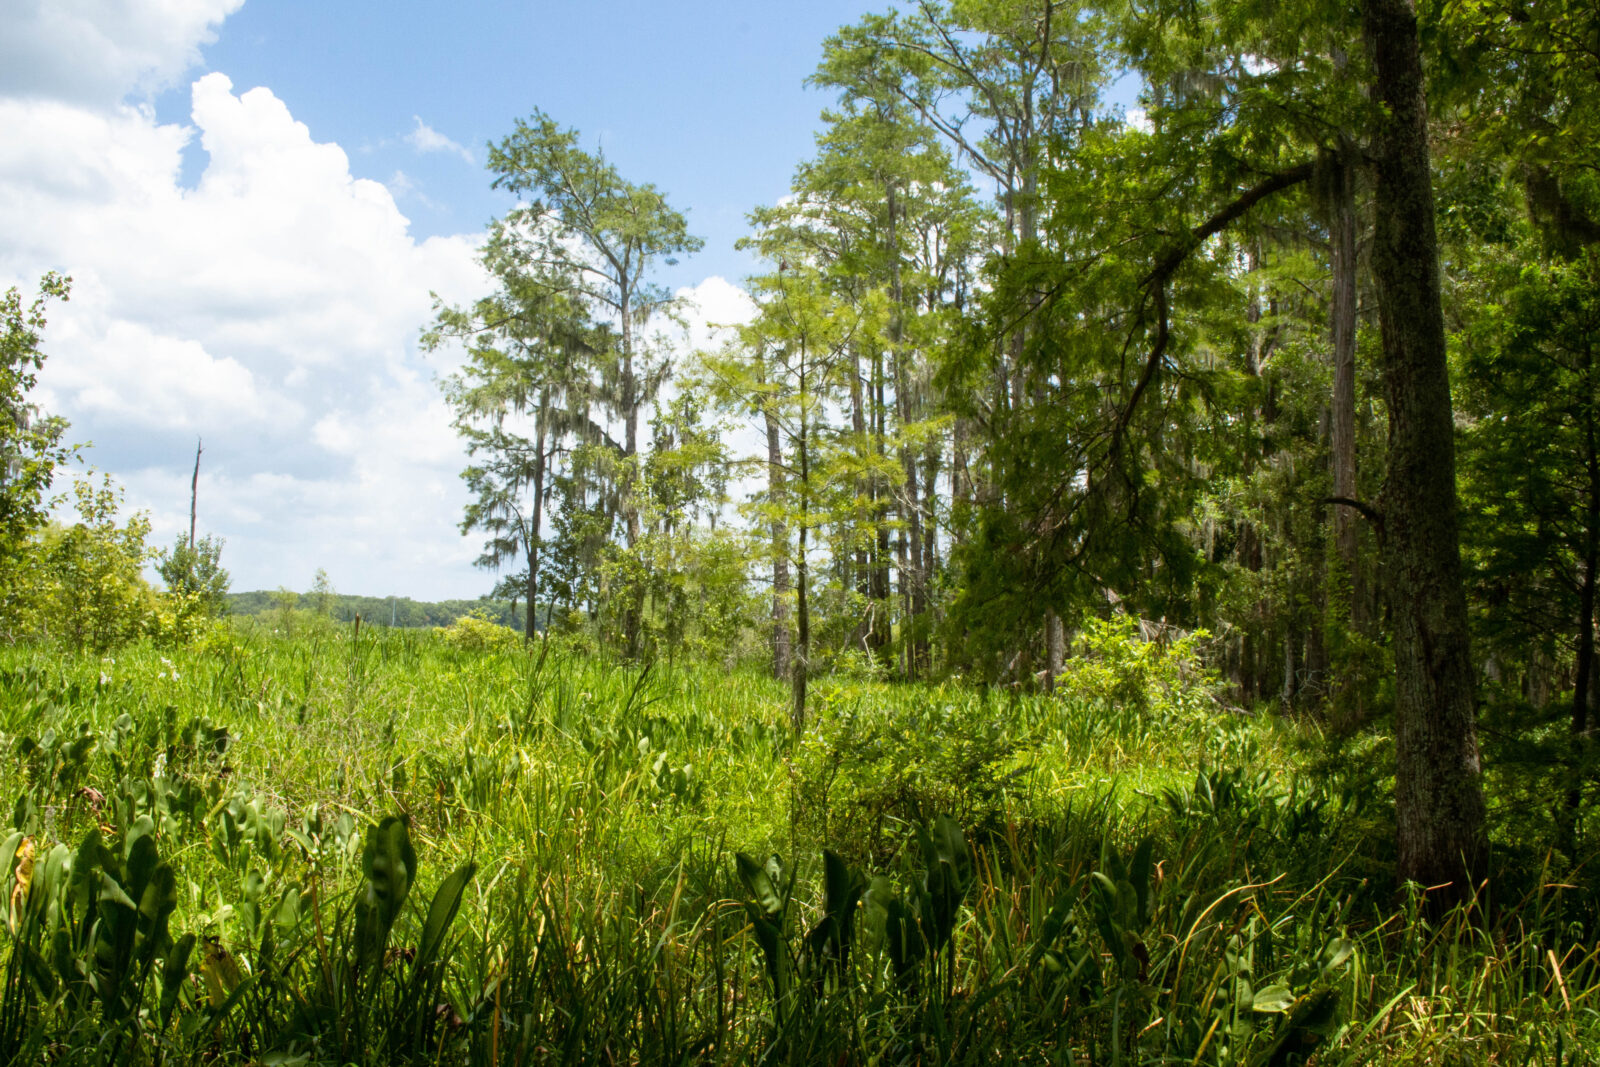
[793, 685, 1025, 863]
[434, 610, 521, 652]
[155, 532, 230, 616]
[1055, 615, 1221, 731]
[25, 475, 157, 652]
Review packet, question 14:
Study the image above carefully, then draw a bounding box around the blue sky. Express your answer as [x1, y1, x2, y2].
[1, 0, 903, 599]
[152, 1, 891, 287]
[1, 1, 1138, 601]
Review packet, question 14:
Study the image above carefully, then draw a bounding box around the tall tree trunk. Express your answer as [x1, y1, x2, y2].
[918, 438, 940, 674]
[793, 368, 811, 735]
[525, 392, 550, 643]
[620, 282, 644, 656]
[189, 438, 202, 551]
[1363, 0, 1488, 896]
[871, 343, 892, 660]
[1566, 372, 1600, 851]
[952, 415, 973, 545]
[1330, 150, 1362, 625]
[849, 344, 872, 650]
[766, 399, 791, 683]
[1045, 612, 1064, 692]
[1329, 147, 1367, 724]
[887, 179, 925, 680]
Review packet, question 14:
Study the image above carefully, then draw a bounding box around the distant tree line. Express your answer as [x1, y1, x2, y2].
[225, 589, 534, 631]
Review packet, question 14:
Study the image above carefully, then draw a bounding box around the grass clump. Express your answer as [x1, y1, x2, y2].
[0, 624, 1592, 1063]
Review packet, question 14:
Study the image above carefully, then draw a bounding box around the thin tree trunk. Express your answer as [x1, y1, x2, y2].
[871, 343, 892, 661]
[1046, 612, 1064, 692]
[189, 438, 202, 551]
[1363, 0, 1488, 896]
[620, 281, 644, 656]
[887, 179, 925, 680]
[1330, 150, 1362, 626]
[1329, 147, 1366, 725]
[849, 344, 872, 649]
[1566, 377, 1600, 851]
[918, 438, 940, 673]
[793, 354, 811, 734]
[766, 399, 791, 683]
[525, 392, 550, 643]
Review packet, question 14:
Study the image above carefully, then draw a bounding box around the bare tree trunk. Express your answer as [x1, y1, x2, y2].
[1046, 612, 1064, 692]
[918, 438, 940, 673]
[1565, 372, 1600, 851]
[952, 415, 972, 544]
[189, 438, 202, 551]
[849, 344, 872, 649]
[1330, 150, 1362, 624]
[766, 402, 791, 683]
[871, 344, 892, 661]
[525, 393, 550, 643]
[1328, 147, 1367, 724]
[1363, 0, 1487, 897]
[793, 382, 811, 735]
[619, 282, 644, 657]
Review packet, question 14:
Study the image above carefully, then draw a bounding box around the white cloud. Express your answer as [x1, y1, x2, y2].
[1, 65, 493, 597]
[43, 316, 296, 432]
[675, 275, 755, 354]
[0, 0, 745, 601]
[1124, 107, 1153, 134]
[0, 0, 244, 104]
[405, 116, 474, 165]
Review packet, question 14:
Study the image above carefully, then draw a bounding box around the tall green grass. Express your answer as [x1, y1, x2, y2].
[0, 619, 1593, 1063]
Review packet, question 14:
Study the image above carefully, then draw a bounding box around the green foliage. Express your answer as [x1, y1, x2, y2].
[0, 274, 76, 639]
[156, 533, 230, 614]
[433, 610, 522, 652]
[1056, 615, 1222, 732]
[23, 476, 156, 653]
[793, 685, 1028, 864]
[0, 628, 1591, 1062]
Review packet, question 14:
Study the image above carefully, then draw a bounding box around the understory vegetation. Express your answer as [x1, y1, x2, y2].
[0, 620, 1594, 1065]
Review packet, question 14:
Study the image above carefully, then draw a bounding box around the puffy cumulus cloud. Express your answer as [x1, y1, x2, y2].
[1, 69, 493, 596]
[39, 315, 295, 433]
[404, 116, 474, 165]
[0, 0, 243, 105]
[674, 275, 755, 354]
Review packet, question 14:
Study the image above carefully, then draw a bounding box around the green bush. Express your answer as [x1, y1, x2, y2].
[433, 610, 522, 652]
[793, 685, 1025, 863]
[25, 475, 157, 652]
[1056, 615, 1221, 733]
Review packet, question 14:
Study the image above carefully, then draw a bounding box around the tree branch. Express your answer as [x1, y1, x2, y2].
[1327, 495, 1385, 534]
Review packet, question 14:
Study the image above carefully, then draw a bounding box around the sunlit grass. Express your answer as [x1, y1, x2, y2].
[0, 617, 1593, 1064]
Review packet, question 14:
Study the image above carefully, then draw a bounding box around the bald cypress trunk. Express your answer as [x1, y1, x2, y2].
[766, 402, 791, 683]
[1363, 0, 1488, 896]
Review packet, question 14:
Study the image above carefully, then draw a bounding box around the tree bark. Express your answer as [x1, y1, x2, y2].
[849, 343, 871, 654]
[765, 398, 791, 683]
[189, 438, 202, 551]
[793, 359, 812, 735]
[870, 341, 892, 661]
[619, 279, 644, 657]
[1566, 360, 1600, 850]
[1329, 147, 1367, 724]
[1363, 0, 1488, 896]
[525, 392, 550, 643]
[1330, 151, 1361, 626]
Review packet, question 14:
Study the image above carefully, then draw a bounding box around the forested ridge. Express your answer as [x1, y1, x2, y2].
[3, 0, 1600, 1062]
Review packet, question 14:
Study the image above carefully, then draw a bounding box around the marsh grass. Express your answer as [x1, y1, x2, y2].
[0, 620, 1594, 1063]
